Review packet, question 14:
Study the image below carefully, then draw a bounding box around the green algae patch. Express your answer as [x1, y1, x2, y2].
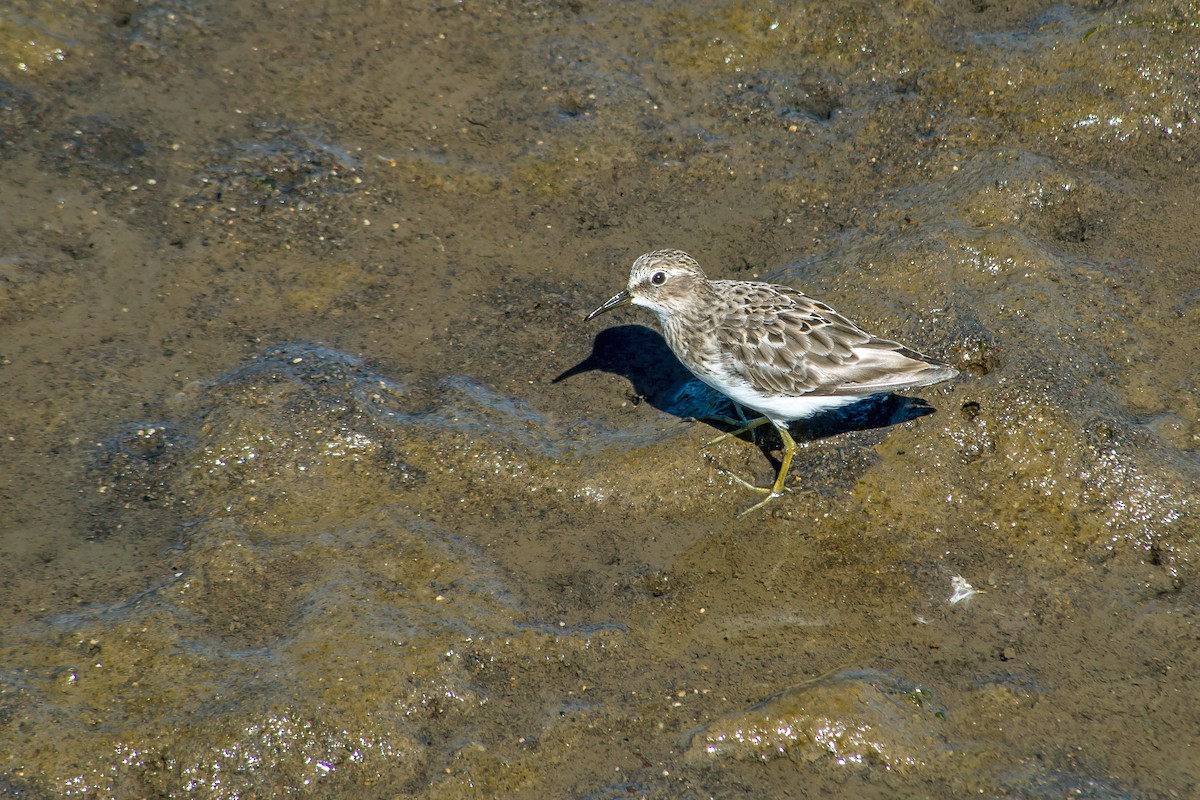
[510, 139, 643, 201]
[378, 151, 504, 198]
[658, 1, 943, 79]
[0, 8, 71, 78]
[916, 2, 1200, 154]
[686, 669, 947, 769]
[0, 503, 625, 796]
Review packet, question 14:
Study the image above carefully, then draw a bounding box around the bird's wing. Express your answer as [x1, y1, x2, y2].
[712, 282, 953, 398]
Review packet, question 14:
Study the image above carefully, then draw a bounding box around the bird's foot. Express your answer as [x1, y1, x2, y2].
[701, 416, 771, 449]
[709, 460, 790, 516]
[711, 461, 770, 493]
[737, 490, 786, 518]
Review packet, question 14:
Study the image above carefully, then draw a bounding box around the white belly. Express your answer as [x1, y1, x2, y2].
[699, 375, 861, 425]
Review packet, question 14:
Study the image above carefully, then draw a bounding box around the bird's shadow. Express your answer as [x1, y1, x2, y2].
[554, 324, 938, 444]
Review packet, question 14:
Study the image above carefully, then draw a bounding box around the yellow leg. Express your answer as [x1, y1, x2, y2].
[735, 424, 796, 518]
[702, 417, 797, 516]
[701, 416, 771, 449]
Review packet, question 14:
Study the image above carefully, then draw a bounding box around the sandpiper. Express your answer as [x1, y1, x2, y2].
[587, 249, 957, 515]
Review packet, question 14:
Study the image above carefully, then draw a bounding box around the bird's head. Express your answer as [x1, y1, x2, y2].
[586, 250, 708, 321]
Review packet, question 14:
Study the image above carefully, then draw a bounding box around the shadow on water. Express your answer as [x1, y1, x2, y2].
[555, 324, 941, 447]
[554, 325, 699, 412]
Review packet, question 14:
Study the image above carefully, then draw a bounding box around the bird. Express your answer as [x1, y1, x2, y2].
[586, 249, 958, 515]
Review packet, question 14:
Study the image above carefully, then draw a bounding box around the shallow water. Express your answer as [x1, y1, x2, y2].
[1, 0, 1198, 797]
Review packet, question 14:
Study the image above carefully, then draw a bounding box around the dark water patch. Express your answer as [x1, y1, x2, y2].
[0, 81, 44, 150]
[48, 115, 151, 177]
[0, 243, 89, 323]
[122, 0, 211, 61]
[182, 124, 366, 246]
[998, 765, 1142, 799]
[86, 422, 189, 539]
[725, 71, 842, 127]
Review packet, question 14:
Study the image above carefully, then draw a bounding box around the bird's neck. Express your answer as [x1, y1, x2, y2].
[657, 283, 719, 356]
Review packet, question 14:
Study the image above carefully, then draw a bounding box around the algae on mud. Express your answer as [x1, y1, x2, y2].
[0, 0, 1198, 796]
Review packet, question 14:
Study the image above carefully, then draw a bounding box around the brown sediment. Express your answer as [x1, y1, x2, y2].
[0, 0, 1197, 797]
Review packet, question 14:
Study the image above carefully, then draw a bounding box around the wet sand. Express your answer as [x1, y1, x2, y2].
[1, 0, 1197, 796]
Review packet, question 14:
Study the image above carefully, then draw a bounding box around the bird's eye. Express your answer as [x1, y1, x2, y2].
[650, 271, 667, 286]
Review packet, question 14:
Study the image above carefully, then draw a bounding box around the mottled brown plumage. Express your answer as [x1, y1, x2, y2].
[587, 249, 958, 515]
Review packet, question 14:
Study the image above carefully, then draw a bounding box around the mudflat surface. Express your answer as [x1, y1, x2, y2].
[1, 0, 1197, 797]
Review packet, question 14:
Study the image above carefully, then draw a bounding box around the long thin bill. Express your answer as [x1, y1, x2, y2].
[585, 289, 631, 320]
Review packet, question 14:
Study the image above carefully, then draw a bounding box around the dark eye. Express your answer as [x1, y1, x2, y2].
[650, 271, 667, 286]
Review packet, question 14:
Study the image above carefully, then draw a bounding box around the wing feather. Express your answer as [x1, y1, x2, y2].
[711, 281, 953, 398]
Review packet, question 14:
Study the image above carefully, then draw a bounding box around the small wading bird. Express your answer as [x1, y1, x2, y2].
[587, 249, 958, 516]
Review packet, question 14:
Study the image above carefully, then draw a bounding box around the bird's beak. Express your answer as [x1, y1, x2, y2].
[585, 289, 632, 321]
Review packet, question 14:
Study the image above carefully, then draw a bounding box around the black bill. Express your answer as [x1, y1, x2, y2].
[585, 289, 632, 320]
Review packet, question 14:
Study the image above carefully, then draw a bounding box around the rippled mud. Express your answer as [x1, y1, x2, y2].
[1, 0, 1197, 797]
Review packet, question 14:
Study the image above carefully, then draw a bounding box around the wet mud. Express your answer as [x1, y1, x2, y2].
[1, 0, 1197, 797]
